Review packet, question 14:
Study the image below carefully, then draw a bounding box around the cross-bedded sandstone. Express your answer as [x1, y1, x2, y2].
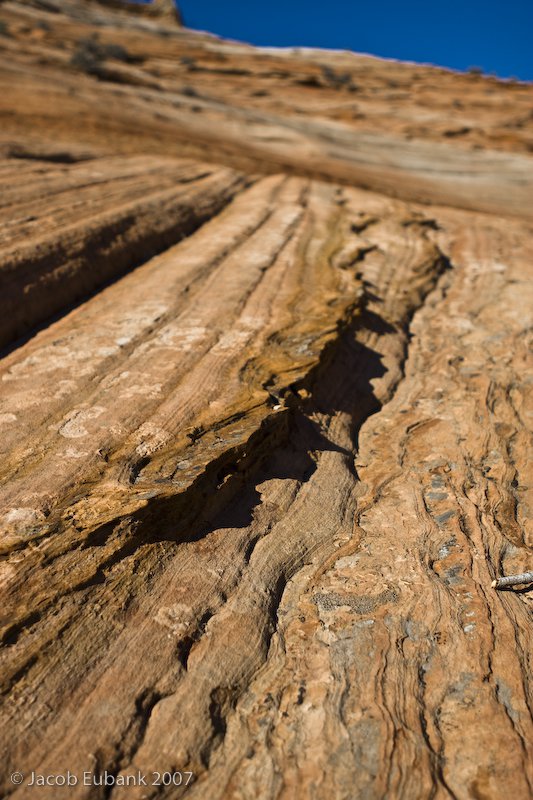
[0, 2, 532, 799]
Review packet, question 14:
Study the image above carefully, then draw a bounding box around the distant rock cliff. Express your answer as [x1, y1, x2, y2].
[90, 0, 182, 24]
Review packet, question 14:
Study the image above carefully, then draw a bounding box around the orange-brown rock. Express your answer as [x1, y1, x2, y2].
[0, 155, 244, 348]
[88, 0, 182, 25]
[0, 2, 532, 799]
[1, 0, 532, 216]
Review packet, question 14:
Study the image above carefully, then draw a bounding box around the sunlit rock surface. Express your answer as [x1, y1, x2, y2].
[0, 2, 532, 798]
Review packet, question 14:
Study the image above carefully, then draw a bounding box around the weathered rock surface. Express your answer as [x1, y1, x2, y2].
[1, 0, 532, 216]
[0, 1, 532, 798]
[89, 0, 182, 25]
[0, 156, 244, 347]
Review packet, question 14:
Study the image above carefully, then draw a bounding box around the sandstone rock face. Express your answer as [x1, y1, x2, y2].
[0, 156, 244, 348]
[0, 2, 532, 799]
[89, 0, 182, 25]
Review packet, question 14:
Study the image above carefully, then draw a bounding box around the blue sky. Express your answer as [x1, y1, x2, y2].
[174, 0, 533, 81]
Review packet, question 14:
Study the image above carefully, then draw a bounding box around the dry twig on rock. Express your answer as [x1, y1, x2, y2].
[491, 572, 533, 589]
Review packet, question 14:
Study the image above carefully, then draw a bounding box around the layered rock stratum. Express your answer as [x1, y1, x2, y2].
[0, 1, 532, 798]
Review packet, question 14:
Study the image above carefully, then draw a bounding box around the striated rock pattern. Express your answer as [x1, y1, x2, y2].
[0, 156, 244, 347]
[1, 1, 532, 215]
[88, 0, 183, 26]
[0, 1, 532, 799]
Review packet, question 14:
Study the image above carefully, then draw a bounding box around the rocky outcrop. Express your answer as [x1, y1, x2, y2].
[0, 157, 243, 347]
[0, 2, 532, 799]
[89, 0, 182, 25]
[0, 0, 531, 215]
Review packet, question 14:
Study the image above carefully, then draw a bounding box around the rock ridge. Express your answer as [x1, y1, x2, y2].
[0, 2, 532, 798]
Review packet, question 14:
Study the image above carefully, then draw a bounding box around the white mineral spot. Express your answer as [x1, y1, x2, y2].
[135, 422, 168, 456]
[59, 406, 106, 438]
[120, 382, 162, 399]
[334, 555, 361, 570]
[2, 345, 91, 380]
[210, 328, 251, 354]
[64, 447, 88, 459]
[97, 346, 119, 358]
[239, 314, 264, 330]
[0, 413, 17, 425]
[473, 260, 506, 274]
[5, 507, 46, 529]
[154, 325, 208, 351]
[0, 562, 17, 589]
[53, 379, 78, 399]
[154, 604, 192, 635]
